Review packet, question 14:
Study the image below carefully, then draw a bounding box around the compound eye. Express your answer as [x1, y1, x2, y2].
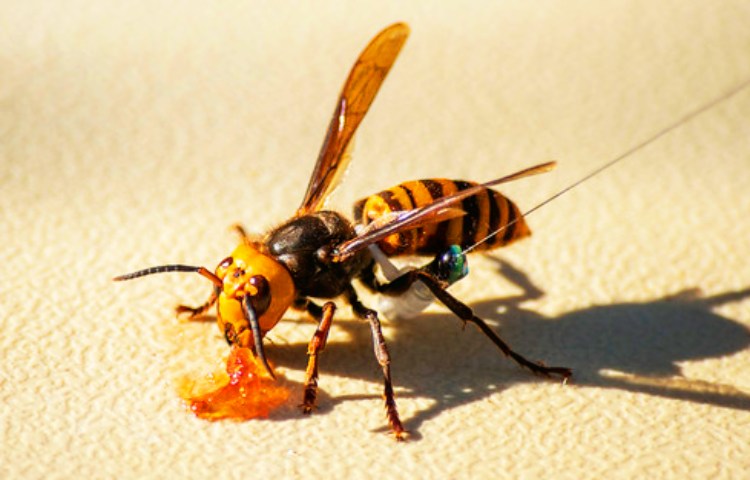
[247, 275, 271, 316]
[216, 257, 234, 277]
[219, 257, 233, 268]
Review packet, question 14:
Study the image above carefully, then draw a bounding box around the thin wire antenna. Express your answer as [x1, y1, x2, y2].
[462, 77, 750, 255]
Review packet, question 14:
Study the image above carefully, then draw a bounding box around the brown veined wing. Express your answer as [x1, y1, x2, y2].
[297, 23, 410, 215]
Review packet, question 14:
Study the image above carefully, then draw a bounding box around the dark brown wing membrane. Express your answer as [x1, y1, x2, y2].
[297, 23, 410, 215]
[332, 162, 557, 261]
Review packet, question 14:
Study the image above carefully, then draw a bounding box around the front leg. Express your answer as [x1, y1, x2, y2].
[176, 286, 220, 319]
[297, 299, 336, 413]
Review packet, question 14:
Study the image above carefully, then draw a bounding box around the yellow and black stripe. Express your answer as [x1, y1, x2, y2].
[353, 179, 531, 256]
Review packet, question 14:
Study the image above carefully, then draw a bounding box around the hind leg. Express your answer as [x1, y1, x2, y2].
[378, 270, 571, 381]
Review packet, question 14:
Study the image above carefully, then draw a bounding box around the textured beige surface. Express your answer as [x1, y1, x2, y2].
[2, 1, 750, 478]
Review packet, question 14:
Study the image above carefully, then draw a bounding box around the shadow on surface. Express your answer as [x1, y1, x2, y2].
[266, 257, 750, 437]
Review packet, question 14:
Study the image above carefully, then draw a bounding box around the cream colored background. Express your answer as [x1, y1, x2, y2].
[2, 1, 750, 478]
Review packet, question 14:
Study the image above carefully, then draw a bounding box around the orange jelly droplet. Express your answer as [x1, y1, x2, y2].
[181, 347, 290, 421]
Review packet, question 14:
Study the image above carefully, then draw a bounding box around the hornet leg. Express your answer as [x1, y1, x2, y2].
[231, 224, 253, 245]
[380, 270, 571, 381]
[295, 298, 337, 413]
[176, 286, 220, 319]
[345, 285, 406, 441]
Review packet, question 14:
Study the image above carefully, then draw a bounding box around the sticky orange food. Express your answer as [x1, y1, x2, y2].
[181, 347, 290, 421]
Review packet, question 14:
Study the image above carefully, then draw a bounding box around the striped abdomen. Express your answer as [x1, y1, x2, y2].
[353, 179, 530, 256]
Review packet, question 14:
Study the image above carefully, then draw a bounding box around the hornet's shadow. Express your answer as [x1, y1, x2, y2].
[267, 257, 750, 438]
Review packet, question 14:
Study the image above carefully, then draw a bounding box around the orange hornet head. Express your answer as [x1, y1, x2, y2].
[214, 243, 296, 349]
[113, 242, 296, 378]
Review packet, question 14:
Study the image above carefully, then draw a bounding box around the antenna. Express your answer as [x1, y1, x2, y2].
[463, 77, 750, 255]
